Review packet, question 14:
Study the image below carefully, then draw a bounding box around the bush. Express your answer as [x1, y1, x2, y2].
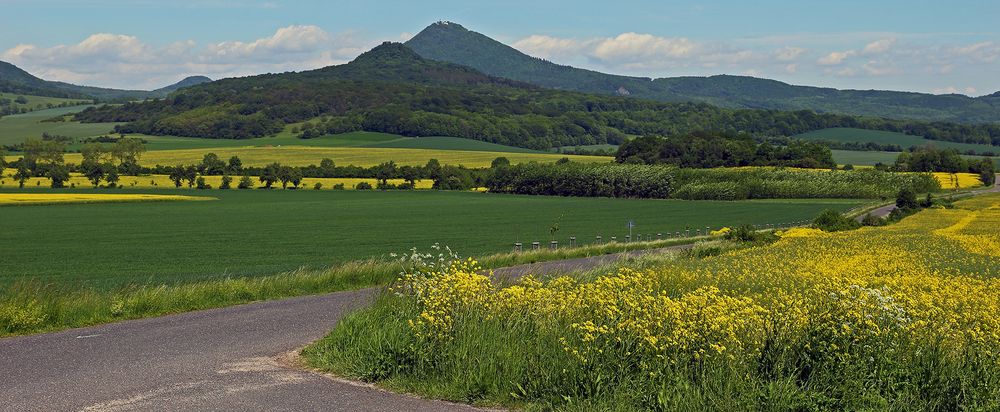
[237, 175, 254, 189]
[724, 224, 779, 244]
[332, 183, 346, 190]
[313, 182, 323, 190]
[355, 182, 373, 190]
[195, 176, 211, 190]
[376, 182, 397, 191]
[895, 188, 919, 211]
[860, 213, 885, 227]
[812, 209, 861, 232]
[219, 174, 232, 190]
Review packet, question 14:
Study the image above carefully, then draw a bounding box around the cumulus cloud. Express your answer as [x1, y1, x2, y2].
[591, 33, 697, 62]
[817, 50, 856, 65]
[513, 32, 760, 72]
[862, 38, 896, 54]
[1, 25, 375, 89]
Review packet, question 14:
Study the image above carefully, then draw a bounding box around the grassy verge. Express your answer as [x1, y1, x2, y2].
[302, 194, 1000, 410]
[0, 237, 698, 337]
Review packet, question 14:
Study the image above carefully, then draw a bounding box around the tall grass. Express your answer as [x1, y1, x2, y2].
[0, 238, 696, 337]
[305, 295, 1000, 411]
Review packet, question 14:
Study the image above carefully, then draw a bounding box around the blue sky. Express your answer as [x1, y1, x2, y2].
[2, 0, 998, 94]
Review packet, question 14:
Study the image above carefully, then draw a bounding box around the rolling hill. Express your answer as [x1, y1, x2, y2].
[72, 42, 1000, 151]
[405, 22, 1000, 124]
[0, 60, 211, 101]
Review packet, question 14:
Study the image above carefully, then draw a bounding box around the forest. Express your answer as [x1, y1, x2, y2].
[72, 43, 1000, 150]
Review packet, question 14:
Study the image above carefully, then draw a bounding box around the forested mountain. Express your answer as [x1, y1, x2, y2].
[75, 42, 1000, 149]
[151, 76, 213, 95]
[0, 60, 211, 101]
[405, 22, 1000, 124]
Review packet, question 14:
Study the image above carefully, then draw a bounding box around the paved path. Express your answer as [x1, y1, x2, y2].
[857, 175, 999, 221]
[0, 245, 689, 411]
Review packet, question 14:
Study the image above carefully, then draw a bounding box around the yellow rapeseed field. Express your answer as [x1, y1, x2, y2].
[0, 169, 433, 190]
[404, 193, 1000, 365]
[0, 193, 213, 205]
[932, 172, 983, 189]
[60, 146, 610, 168]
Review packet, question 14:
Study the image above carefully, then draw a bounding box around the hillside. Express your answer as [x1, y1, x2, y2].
[0, 60, 211, 101]
[406, 22, 1000, 124]
[73, 42, 1000, 150]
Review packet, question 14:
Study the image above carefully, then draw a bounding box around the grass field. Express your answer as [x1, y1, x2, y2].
[57, 146, 607, 168]
[795, 127, 1000, 155]
[0, 193, 213, 205]
[832, 149, 1000, 167]
[305, 193, 1000, 410]
[0, 93, 91, 115]
[0, 105, 116, 146]
[0, 189, 864, 287]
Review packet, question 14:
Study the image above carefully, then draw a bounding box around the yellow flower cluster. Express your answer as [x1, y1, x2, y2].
[932, 172, 983, 189]
[400, 194, 1000, 369]
[709, 227, 731, 236]
[0, 169, 434, 190]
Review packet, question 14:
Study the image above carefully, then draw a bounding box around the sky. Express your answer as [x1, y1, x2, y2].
[1, 0, 998, 95]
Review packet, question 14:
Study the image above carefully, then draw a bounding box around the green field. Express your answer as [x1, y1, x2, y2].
[127, 132, 544, 153]
[0, 105, 116, 146]
[60, 145, 605, 168]
[0, 189, 864, 287]
[795, 127, 1000, 155]
[832, 149, 1000, 167]
[0, 93, 91, 115]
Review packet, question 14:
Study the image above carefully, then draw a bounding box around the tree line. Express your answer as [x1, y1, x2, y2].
[891, 147, 996, 186]
[71, 65, 1000, 150]
[615, 132, 836, 169]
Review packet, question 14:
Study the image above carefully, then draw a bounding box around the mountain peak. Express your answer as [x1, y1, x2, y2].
[351, 42, 424, 65]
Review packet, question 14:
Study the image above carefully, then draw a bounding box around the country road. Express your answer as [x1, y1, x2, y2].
[0, 245, 691, 412]
[857, 175, 1000, 221]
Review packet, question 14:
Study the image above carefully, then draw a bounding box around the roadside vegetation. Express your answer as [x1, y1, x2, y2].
[0, 238, 701, 337]
[304, 194, 1000, 411]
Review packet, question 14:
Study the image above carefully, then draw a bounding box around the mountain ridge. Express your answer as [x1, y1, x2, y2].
[0, 60, 211, 101]
[405, 21, 1000, 123]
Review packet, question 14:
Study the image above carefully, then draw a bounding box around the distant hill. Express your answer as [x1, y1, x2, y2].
[406, 22, 1000, 124]
[152, 76, 213, 95]
[74, 42, 1000, 149]
[0, 60, 211, 101]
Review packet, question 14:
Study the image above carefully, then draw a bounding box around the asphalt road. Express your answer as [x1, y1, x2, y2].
[0, 245, 689, 412]
[856, 175, 1000, 221]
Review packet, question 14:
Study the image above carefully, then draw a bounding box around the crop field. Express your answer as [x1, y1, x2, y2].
[115, 132, 544, 153]
[0, 93, 91, 114]
[796, 127, 1000, 155]
[0, 105, 115, 146]
[832, 149, 1000, 167]
[932, 172, 984, 189]
[306, 193, 1000, 410]
[0, 189, 864, 287]
[58, 146, 607, 168]
[0, 170, 434, 190]
[0, 193, 213, 206]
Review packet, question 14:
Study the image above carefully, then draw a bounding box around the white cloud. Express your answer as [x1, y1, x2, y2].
[591, 33, 697, 62]
[817, 50, 856, 65]
[932, 86, 978, 95]
[862, 38, 896, 54]
[774, 46, 806, 61]
[1, 25, 374, 89]
[513, 35, 586, 60]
